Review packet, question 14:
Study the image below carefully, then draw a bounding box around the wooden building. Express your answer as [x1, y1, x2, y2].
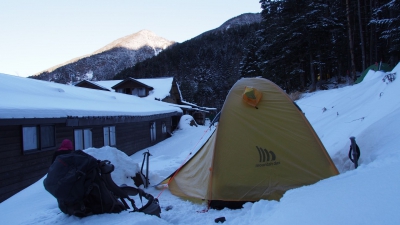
[75, 77, 217, 125]
[0, 74, 182, 203]
[111, 77, 154, 97]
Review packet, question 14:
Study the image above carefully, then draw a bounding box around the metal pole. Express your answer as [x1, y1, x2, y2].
[142, 150, 152, 189]
[145, 151, 150, 188]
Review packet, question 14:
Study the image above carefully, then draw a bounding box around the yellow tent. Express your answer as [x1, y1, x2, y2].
[163, 77, 338, 208]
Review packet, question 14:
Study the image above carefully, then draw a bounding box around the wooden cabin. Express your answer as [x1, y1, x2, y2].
[111, 78, 154, 97]
[0, 73, 182, 203]
[75, 77, 217, 125]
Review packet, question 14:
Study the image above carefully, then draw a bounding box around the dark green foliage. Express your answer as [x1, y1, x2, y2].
[114, 0, 399, 110]
[371, 0, 400, 66]
[254, 0, 398, 92]
[256, 0, 347, 92]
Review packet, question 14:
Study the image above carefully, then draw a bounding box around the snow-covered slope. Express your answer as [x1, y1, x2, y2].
[2, 64, 400, 225]
[33, 30, 175, 82]
[93, 30, 174, 55]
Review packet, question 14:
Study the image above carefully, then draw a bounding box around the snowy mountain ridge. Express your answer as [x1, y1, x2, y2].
[93, 30, 174, 55]
[31, 13, 261, 84]
[32, 30, 175, 82]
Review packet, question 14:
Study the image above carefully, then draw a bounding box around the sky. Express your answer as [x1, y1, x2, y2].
[0, 1, 262, 77]
[1, 63, 400, 224]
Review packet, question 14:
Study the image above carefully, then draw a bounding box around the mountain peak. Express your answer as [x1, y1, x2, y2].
[93, 29, 175, 54]
[36, 30, 175, 75]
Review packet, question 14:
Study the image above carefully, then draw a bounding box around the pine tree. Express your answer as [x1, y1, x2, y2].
[239, 37, 262, 77]
[371, 0, 400, 66]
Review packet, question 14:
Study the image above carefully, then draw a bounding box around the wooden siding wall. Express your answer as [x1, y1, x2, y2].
[0, 124, 73, 203]
[0, 116, 174, 202]
[115, 82, 146, 89]
[116, 117, 172, 156]
[91, 127, 104, 150]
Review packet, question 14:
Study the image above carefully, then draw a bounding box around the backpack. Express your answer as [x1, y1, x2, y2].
[43, 150, 161, 218]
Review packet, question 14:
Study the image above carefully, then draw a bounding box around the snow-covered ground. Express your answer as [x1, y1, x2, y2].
[1, 63, 400, 224]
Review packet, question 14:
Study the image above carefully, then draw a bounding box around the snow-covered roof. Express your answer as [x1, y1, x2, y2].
[90, 80, 121, 90]
[75, 80, 113, 91]
[0, 73, 182, 119]
[136, 77, 174, 100]
[92, 77, 174, 101]
[85, 77, 215, 113]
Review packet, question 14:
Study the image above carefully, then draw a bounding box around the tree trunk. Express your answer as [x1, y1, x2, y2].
[357, 0, 366, 70]
[388, 6, 397, 67]
[346, 0, 357, 81]
[300, 60, 305, 89]
[369, 0, 374, 64]
[310, 54, 316, 92]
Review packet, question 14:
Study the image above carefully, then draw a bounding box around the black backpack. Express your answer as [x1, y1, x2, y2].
[43, 150, 161, 218]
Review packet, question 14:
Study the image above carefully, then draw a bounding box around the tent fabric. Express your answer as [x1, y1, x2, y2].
[167, 129, 217, 199]
[355, 63, 392, 84]
[166, 77, 339, 203]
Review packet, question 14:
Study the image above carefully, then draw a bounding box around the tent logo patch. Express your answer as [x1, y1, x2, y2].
[255, 146, 280, 167]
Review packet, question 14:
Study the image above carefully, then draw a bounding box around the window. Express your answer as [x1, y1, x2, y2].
[23, 126, 37, 151]
[150, 122, 156, 142]
[162, 122, 167, 134]
[22, 125, 55, 151]
[132, 88, 138, 96]
[138, 88, 146, 97]
[41, 125, 56, 148]
[103, 126, 116, 146]
[132, 88, 146, 97]
[74, 128, 92, 150]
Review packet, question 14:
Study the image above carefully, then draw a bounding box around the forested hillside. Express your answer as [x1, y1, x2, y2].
[246, 0, 400, 92]
[114, 22, 262, 110]
[115, 0, 399, 111]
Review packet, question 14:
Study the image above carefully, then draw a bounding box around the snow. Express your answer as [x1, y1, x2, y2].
[93, 77, 175, 101]
[92, 80, 124, 91]
[1, 64, 400, 224]
[136, 77, 175, 101]
[0, 73, 181, 119]
[92, 30, 175, 55]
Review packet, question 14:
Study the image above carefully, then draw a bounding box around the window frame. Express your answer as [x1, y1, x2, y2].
[132, 88, 139, 96]
[103, 126, 116, 147]
[162, 122, 167, 134]
[150, 122, 156, 142]
[138, 88, 146, 97]
[132, 87, 146, 97]
[74, 128, 93, 150]
[22, 124, 56, 153]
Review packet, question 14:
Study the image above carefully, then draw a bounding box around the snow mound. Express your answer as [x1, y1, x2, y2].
[84, 146, 140, 187]
[177, 115, 198, 130]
